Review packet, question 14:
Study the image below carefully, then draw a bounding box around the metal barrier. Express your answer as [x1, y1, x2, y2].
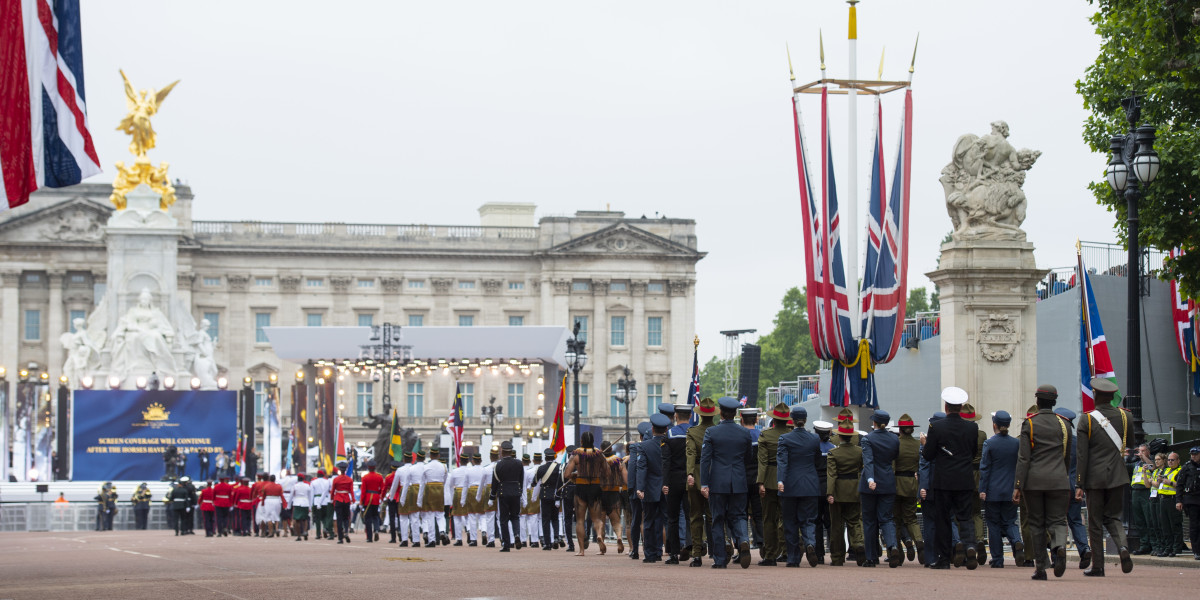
[0, 503, 172, 532]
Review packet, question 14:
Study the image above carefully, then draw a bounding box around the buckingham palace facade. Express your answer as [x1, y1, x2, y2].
[0, 184, 703, 447]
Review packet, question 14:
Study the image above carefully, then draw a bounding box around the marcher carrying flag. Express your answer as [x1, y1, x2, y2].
[388, 408, 403, 461]
[687, 335, 701, 425]
[1077, 243, 1121, 412]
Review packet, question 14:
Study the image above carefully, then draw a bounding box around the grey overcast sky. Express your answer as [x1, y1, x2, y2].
[77, 1, 1112, 367]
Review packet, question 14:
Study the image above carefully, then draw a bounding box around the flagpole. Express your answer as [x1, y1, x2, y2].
[1077, 240, 1097, 377]
[846, 0, 861, 336]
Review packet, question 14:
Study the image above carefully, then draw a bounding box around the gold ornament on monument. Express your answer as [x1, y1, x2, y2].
[110, 69, 180, 211]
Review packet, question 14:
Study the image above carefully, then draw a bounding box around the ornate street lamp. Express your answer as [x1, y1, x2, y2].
[565, 321, 588, 446]
[613, 366, 638, 452]
[481, 395, 504, 435]
[1104, 93, 1159, 444]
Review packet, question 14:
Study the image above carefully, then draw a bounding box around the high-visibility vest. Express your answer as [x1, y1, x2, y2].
[1159, 467, 1180, 496]
[1132, 463, 1152, 488]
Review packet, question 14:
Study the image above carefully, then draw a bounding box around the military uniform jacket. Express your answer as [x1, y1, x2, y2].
[662, 429, 688, 488]
[1015, 409, 1071, 491]
[626, 441, 642, 491]
[1077, 404, 1132, 490]
[534, 461, 562, 501]
[859, 429, 900, 495]
[637, 434, 666, 502]
[894, 434, 920, 498]
[826, 442, 863, 501]
[757, 425, 786, 488]
[699, 420, 753, 494]
[491, 457, 525, 498]
[922, 414, 981, 490]
[776, 427, 821, 497]
[685, 420, 714, 487]
[979, 433, 1019, 499]
[746, 427, 761, 489]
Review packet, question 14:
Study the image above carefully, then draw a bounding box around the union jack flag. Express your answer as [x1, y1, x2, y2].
[448, 383, 465, 466]
[1, 0, 101, 211]
[687, 343, 700, 426]
[1078, 253, 1120, 411]
[1169, 249, 1199, 395]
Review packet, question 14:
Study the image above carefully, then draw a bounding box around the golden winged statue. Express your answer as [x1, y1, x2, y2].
[111, 69, 179, 210]
[117, 69, 178, 157]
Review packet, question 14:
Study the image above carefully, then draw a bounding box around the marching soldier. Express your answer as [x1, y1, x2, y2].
[813, 420, 835, 564]
[1056, 407, 1092, 569]
[199, 481, 216, 536]
[756, 402, 791, 566]
[961, 403, 988, 564]
[637, 413, 670, 563]
[626, 421, 650, 559]
[493, 441, 526, 552]
[213, 475, 233, 536]
[1077, 378, 1135, 575]
[860, 410, 902, 568]
[360, 459, 384, 542]
[827, 417, 865, 566]
[662, 405, 691, 563]
[699, 397, 754, 569]
[448, 452, 470, 546]
[893, 414, 924, 564]
[1014, 384, 1072, 580]
[923, 387, 981, 570]
[331, 461, 355, 544]
[535, 449, 564, 550]
[685, 397, 717, 566]
[418, 448, 450, 546]
[384, 462, 400, 543]
[776, 405, 821, 568]
[740, 407, 765, 552]
[310, 470, 333, 540]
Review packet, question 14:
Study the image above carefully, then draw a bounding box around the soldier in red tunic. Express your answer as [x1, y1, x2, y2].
[360, 459, 384, 542]
[213, 476, 234, 536]
[199, 482, 216, 536]
[331, 461, 355, 544]
[233, 478, 254, 536]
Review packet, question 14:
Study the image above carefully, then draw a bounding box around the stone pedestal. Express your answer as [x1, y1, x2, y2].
[927, 240, 1047, 421]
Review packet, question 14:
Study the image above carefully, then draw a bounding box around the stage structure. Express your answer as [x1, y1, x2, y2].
[264, 324, 571, 473]
[791, 1, 916, 413]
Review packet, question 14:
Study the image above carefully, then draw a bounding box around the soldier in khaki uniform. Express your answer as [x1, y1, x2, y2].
[893, 413, 924, 564]
[1016, 404, 1038, 566]
[685, 397, 717, 566]
[826, 418, 865, 566]
[1077, 377, 1135, 576]
[756, 402, 791, 565]
[1015, 384, 1072, 580]
[961, 403, 988, 562]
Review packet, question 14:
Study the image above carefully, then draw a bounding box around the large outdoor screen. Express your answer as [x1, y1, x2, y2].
[72, 390, 237, 481]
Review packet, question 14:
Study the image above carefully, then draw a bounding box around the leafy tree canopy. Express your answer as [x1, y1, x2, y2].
[756, 287, 820, 402]
[1077, 0, 1200, 298]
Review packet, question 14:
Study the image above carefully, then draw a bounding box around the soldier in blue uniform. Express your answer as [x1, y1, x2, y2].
[663, 404, 692, 563]
[812, 420, 836, 564]
[979, 410, 1023, 568]
[626, 420, 651, 560]
[861, 410, 903, 568]
[637, 413, 670, 563]
[776, 405, 822, 567]
[740, 407, 765, 551]
[700, 397, 755, 569]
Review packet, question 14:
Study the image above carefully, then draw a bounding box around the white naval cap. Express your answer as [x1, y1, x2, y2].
[941, 386, 968, 406]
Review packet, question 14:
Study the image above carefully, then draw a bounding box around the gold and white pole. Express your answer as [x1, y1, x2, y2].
[846, 0, 861, 333]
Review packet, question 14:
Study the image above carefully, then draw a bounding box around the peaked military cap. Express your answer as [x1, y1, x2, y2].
[1054, 407, 1076, 422]
[637, 421, 653, 438]
[790, 405, 807, 421]
[870, 410, 890, 425]
[941, 386, 968, 405]
[1035, 384, 1058, 400]
[717, 397, 741, 411]
[650, 413, 672, 428]
[812, 420, 834, 432]
[658, 402, 676, 416]
[673, 403, 694, 413]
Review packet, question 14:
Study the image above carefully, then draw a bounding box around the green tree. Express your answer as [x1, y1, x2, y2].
[698, 355, 727, 400]
[756, 287, 820, 402]
[906, 287, 930, 316]
[1077, 0, 1200, 298]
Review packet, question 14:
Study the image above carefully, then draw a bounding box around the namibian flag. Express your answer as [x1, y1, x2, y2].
[1078, 251, 1121, 411]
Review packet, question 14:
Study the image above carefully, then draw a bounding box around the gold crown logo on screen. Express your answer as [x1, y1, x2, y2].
[142, 402, 170, 421]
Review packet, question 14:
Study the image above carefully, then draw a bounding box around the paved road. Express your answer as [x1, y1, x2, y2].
[0, 531, 1194, 599]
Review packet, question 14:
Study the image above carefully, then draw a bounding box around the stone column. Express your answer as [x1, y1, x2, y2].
[1, 272, 19, 375]
[668, 279, 692, 398]
[927, 240, 1047, 422]
[590, 279, 609, 416]
[630, 281, 647, 416]
[46, 272, 64, 378]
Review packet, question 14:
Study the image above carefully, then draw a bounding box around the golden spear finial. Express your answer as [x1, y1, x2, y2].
[693, 335, 700, 348]
[786, 43, 795, 83]
[908, 33, 920, 74]
[1075, 238, 1082, 254]
[877, 47, 885, 80]
[819, 29, 826, 72]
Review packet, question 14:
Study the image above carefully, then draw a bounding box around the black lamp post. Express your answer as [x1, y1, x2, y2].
[359, 322, 411, 428]
[613, 366, 637, 451]
[481, 395, 503, 436]
[1104, 93, 1160, 444]
[564, 322, 588, 446]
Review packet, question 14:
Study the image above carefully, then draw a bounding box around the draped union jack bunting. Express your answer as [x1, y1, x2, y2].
[795, 86, 912, 408]
[1169, 249, 1199, 396]
[1, 0, 101, 211]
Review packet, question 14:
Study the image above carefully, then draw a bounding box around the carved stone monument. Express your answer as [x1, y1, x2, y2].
[928, 121, 1048, 421]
